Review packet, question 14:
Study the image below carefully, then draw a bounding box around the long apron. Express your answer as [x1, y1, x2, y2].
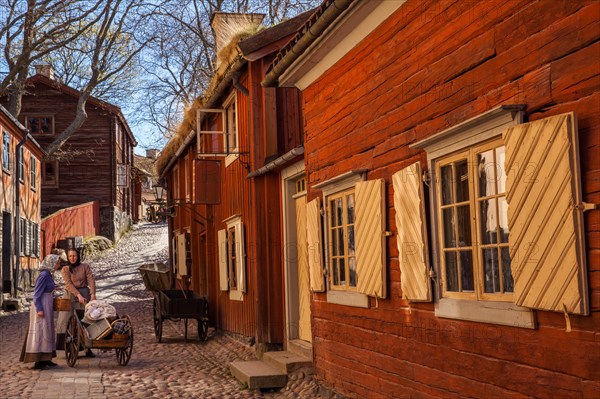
[20, 292, 56, 363]
[56, 287, 90, 350]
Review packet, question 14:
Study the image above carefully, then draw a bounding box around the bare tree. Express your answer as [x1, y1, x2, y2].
[1, 0, 104, 115]
[136, 0, 319, 145]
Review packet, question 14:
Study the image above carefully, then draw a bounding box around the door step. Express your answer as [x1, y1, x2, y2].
[230, 360, 287, 389]
[229, 350, 312, 390]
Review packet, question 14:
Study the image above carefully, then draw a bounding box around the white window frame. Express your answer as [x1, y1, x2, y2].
[18, 147, 24, 183]
[411, 105, 535, 328]
[30, 155, 37, 190]
[25, 115, 54, 135]
[222, 215, 245, 301]
[2, 131, 9, 173]
[314, 170, 369, 308]
[224, 92, 239, 167]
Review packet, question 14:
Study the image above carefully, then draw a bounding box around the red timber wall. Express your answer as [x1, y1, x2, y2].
[302, 1, 599, 398]
[41, 201, 100, 258]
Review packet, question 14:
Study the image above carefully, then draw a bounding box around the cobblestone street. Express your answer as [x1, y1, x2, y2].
[0, 223, 324, 399]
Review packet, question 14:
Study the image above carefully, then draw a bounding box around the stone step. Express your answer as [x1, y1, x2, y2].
[263, 350, 312, 373]
[229, 360, 287, 389]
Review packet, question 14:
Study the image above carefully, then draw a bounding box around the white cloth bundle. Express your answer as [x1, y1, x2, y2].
[84, 299, 116, 321]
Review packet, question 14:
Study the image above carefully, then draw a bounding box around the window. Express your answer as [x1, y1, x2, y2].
[42, 161, 58, 187]
[435, 138, 513, 302]
[18, 147, 24, 182]
[31, 222, 39, 257]
[117, 164, 128, 186]
[26, 116, 53, 135]
[2, 131, 10, 172]
[184, 155, 190, 201]
[312, 170, 387, 308]
[19, 218, 26, 255]
[328, 189, 357, 290]
[224, 92, 238, 167]
[30, 155, 37, 190]
[218, 215, 245, 301]
[410, 105, 590, 327]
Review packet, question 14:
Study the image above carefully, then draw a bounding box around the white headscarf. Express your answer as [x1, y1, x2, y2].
[40, 254, 61, 273]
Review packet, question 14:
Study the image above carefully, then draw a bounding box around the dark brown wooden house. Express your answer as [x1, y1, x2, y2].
[157, 12, 309, 356]
[265, 0, 600, 398]
[1, 66, 137, 242]
[1, 104, 45, 308]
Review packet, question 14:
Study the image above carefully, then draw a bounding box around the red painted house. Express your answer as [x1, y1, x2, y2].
[265, 0, 599, 398]
[1, 66, 138, 242]
[157, 12, 311, 356]
[1, 104, 45, 307]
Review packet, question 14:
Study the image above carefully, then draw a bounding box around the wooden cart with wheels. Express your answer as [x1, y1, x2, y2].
[64, 312, 134, 367]
[139, 263, 209, 343]
[152, 289, 208, 343]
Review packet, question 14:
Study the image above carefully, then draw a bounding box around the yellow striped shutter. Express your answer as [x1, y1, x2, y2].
[504, 112, 589, 315]
[217, 229, 229, 291]
[356, 179, 387, 298]
[307, 198, 325, 292]
[234, 220, 246, 292]
[392, 162, 432, 302]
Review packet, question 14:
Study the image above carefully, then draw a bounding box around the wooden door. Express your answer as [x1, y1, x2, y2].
[295, 195, 312, 342]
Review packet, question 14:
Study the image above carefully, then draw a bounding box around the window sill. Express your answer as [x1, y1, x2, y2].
[435, 298, 536, 329]
[327, 290, 369, 308]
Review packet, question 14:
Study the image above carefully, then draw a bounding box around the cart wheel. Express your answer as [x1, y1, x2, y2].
[153, 296, 162, 343]
[198, 299, 209, 341]
[65, 314, 79, 367]
[116, 315, 133, 366]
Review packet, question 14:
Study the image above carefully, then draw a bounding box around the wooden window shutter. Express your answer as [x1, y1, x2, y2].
[234, 220, 246, 292]
[218, 229, 229, 291]
[504, 112, 589, 315]
[392, 162, 432, 302]
[24, 220, 30, 256]
[355, 179, 387, 298]
[307, 197, 325, 292]
[36, 223, 40, 257]
[176, 233, 187, 276]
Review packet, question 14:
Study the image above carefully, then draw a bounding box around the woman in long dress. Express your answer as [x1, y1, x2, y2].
[20, 254, 62, 370]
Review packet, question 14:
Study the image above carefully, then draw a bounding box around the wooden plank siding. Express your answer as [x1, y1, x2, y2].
[167, 60, 302, 344]
[1, 76, 137, 242]
[295, 1, 600, 398]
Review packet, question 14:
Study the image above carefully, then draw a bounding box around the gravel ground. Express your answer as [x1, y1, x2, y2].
[0, 222, 332, 399]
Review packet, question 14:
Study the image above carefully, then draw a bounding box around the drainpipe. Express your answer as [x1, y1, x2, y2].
[14, 133, 30, 294]
[232, 72, 249, 97]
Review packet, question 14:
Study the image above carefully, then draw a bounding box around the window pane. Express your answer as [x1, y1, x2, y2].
[496, 146, 507, 194]
[331, 228, 338, 256]
[332, 259, 339, 285]
[460, 251, 474, 291]
[480, 198, 498, 245]
[455, 160, 469, 203]
[441, 165, 453, 205]
[347, 226, 355, 256]
[347, 194, 355, 224]
[477, 149, 496, 197]
[443, 208, 455, 248]
[349, 257, 357, 287]
[336, 198, 343, 226]
[445, 252, 458, 292]
[337, 228, 344, 256]
[330, 200, 336, 227]
[457, 205, 471, 246]
[498, 196, 509, 243]
[483, 248, 500, 293]
[339, 258, 346, 285]
[501, 247, 514, 293]
[41, 118, 51, 133]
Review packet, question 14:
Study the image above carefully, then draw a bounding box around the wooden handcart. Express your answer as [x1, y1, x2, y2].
[139, 263, 209, 343]
[64, 309, 134, 367]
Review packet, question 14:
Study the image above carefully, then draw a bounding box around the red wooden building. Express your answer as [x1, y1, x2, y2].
[265, 0, 599, 398]
[0, 104, 45, 307]
[157, 12, 310, 355]
[1, 66, 138, 242]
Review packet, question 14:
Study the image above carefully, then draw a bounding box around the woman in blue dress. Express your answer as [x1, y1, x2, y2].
[20, 254, 62, 370]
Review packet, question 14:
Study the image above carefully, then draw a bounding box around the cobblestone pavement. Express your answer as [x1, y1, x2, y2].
[0, 223, 326, 399]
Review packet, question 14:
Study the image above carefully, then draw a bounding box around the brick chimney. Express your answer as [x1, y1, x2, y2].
[34, 64, 54, 80]
[146, 149, 159, 159]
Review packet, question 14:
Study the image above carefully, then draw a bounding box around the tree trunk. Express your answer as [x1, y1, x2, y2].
[45, 92, 91, 155]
